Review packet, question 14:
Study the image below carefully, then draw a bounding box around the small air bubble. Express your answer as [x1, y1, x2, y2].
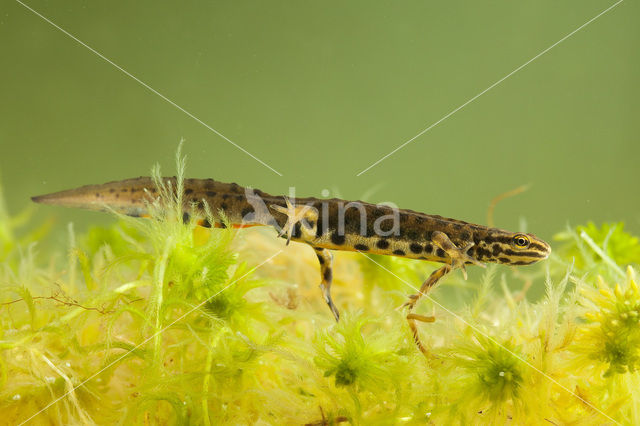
[45, 376, 55, 383]
[65, 362, 71, 367]
[321, 189, 330, 197]
[12, 394, 20, 401]
[499, 371, 505, 377]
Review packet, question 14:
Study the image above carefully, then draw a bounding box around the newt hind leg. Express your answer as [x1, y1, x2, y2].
[312, 246, 340, 322]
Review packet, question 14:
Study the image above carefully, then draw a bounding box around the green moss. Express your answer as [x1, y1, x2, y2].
[554, 221, 640, 274]
[314, 312, 409, 390]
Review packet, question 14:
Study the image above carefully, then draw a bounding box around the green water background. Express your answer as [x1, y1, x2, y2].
[1, 0, 639, 245]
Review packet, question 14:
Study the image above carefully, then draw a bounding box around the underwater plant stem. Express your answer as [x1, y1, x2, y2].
[151, 240, 172, 368]
[202, 326, 227, 426]
[36, 350, 93, 425]
[348, 387, 362, 424]
[579, 231, 626, 279]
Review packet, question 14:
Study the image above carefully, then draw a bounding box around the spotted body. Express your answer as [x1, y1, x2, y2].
[33, 177, 551, 348]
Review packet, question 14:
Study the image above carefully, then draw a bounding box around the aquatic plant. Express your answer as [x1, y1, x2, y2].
[1, 155, 639, 424]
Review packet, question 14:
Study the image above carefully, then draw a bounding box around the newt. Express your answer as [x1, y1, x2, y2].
[32, 176, 551, 354]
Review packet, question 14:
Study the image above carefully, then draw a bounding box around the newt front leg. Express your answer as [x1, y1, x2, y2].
[404, 265, 451, 357]
[404, 231, 485, 356]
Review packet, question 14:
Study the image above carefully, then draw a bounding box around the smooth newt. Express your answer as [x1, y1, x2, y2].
[32, 177, 551, 353]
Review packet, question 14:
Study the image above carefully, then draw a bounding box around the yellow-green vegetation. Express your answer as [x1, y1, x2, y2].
[1, 161, 639, 425]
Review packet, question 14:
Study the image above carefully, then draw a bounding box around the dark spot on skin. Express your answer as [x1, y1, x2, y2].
[313, 247, 323, 252]
[424, 243, 433, 253]
[354, 244, 369, 251]
[476, 247, 492, 260]
[235, 195, 243, 201]
[109, 188, 115, 193]
[230, 183, 241, 193]
[182, 212, 190, 223]
[206, 191, 216, 197]
[436, 248, 446, 258]
[512, 260, 532, 265]
[331, 232, 346, 245]
[191, 198, 199, 203]
[317, 255, 325, 264]
[95, 193, 100, 197]
[419, 256, 427, 260]
[241, 207, 252, 218]
[217, 221, 226, 229]
[483, 235, 495, 244]
[492, 243, 502, 256]
[393, 249, 405, 256]
[409, 243, 423, 254]
[184, 188, 193, 195]
[308, 221, 316, 228]
[200, 219, 212, 228]
[222, 194, 230, 200]
[529, 242, 548, 252]
[323, 268, 332, 282]
[460, 231, 470, 241]
[221, 203, 228, 210]
[292, 223, 302, 238]
[497, 236, 514, 244]
[498, 257, 510, 263]
[407, 230, 420, 240]
[452, 223, 463, 230]
[376, 239, 390, 249]
[151, 188, 157, 193]
[414, 216, 426, 224]
[115, 193, 120, 198]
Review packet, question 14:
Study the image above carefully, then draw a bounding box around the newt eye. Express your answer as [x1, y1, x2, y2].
[513, 234, 530, 249]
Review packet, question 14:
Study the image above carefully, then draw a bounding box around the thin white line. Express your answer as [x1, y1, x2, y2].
[357, 252, 620, 425]
[18, 250, 283, 426]
[356, 0, 624, 176]
[15, 0, 283, 177]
